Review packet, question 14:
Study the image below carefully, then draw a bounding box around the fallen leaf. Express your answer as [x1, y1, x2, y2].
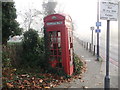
[24, 80, 30, 85]
[13, 68, 16, 71]
[50, 84, 53, 87]
[34, 85, 42, 88]
[18, 85, 24, 89]
[18, 80, 22, 84]
[6, 83, 14, 88]
[60, 77, 63, 79]
[39, 79, 43, 83]
[16, 76, 19, 78]
[44, 86, 50, 88]
[27, 75, 30, 78]
[32, 77, 35, 80]
[21, 75, 27, 77]
[80, 80, 84, 82]
[82, 86, 88, 89]
[98, 82, 102, 85]
[10, 74, 13, 76]
[32, 81, 36, 86]
[56, 80, 58, 82]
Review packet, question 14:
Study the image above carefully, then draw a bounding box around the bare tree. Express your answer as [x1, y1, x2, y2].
[17, 9, 42, 31]
[17, 0, 61, 31]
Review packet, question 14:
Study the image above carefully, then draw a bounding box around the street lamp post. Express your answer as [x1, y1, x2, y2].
[90, 26, 94, 51]
[99, 0, 119, 89]
[104, 20, 110, 90]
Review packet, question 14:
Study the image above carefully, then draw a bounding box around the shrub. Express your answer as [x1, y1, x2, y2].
[2, 44, 23, 68]
[22, 29, 39, 52]
[21, 29, 45, 68]
[2, 45, 12, 68]
[73, 53, 83, 75]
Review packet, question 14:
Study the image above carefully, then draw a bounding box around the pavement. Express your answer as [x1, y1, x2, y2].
[55, 38, 118, 89]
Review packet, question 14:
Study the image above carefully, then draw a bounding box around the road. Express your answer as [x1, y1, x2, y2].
[76, 36, 118, 67]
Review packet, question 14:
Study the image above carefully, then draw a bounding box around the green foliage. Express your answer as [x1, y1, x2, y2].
[22, 29, 45, 68]
[2, 44, 23, 68]
[2, 57, 11, 68]
[73, 54, 83, 75]
[7, 42, 22, 46]
[46, 67, 66, 76]
[2, 2, 22, 44]
[2, 46, 12, 67]
[23, 29, 39, 52]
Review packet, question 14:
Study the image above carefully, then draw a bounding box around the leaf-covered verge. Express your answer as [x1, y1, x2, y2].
[2, 54, 87, 89]
[2, 29, 87, 89]
[73, 54, 87, 75]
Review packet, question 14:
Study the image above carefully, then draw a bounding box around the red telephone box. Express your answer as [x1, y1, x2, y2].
[44, 14, 74, 75]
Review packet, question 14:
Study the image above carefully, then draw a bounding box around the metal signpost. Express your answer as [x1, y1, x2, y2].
[96, 0, 101, 61]
[100, 0, 119, 89]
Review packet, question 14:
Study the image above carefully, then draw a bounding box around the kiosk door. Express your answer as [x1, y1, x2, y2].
[49, 31, 62, 68]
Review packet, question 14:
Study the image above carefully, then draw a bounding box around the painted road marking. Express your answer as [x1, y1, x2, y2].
[100, 54, 118, 67]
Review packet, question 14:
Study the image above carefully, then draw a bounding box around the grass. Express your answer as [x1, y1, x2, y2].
[7, 42, 22, 46]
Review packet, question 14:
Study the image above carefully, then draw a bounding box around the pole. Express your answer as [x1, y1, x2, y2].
[97, 33, 99, 60]
[93, 45, 95, 55]
[104, 20, 110, 89]
[86, 42, 88, 50]
[96, 0, 99, 61]
[90, 26, 94, 51]
[89, 43, 91, 52]
[91, 29, 93, 51]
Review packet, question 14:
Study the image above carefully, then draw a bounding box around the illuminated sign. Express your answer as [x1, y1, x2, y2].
[47, 21, 63, 25]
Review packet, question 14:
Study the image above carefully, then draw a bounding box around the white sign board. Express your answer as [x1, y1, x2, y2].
[100, 0, 119, 21]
